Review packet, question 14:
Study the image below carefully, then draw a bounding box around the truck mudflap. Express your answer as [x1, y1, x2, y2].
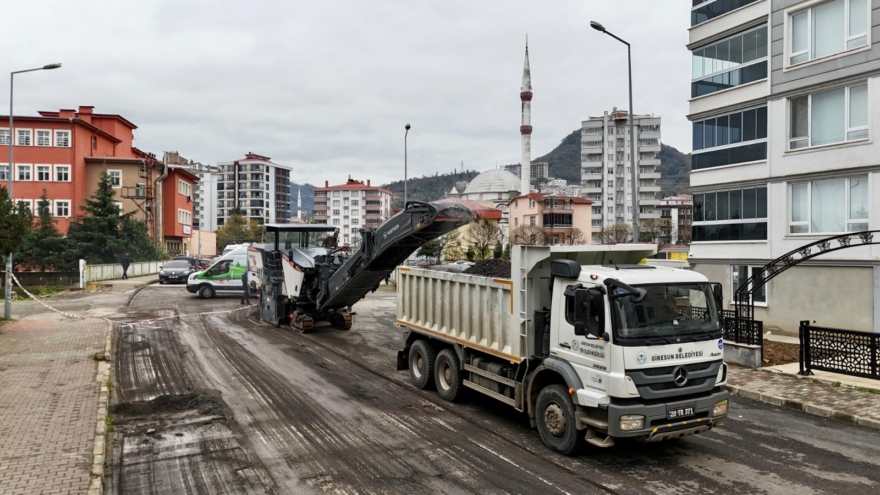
[599, 388, 729, 439]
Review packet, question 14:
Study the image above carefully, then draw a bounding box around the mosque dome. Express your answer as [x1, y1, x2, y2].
[462, 169, 521, 195]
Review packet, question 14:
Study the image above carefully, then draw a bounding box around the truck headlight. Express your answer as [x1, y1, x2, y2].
[713, 399, 728, 417]
[620, 415, 644, 431]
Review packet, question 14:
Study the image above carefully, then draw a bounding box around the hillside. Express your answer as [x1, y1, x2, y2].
[656, 144, 691, 197]
[383, 171, 482, 209]
[533, 130, 581, 183]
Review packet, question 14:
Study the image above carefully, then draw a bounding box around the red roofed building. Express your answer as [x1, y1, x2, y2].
[313, 177, 392, 247]
[508, 193, 593, 245]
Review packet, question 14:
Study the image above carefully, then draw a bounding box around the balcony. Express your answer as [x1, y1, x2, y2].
[639, 172, 661, 179]
[581, 174, 603, 181]
[639, 185, 660, 193]
[638, 198, 661, 206]
[581, 187, 603, 194]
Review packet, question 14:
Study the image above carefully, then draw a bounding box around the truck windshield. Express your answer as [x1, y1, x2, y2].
[611, 283, 721, 344]
[276, 231, 337, 249]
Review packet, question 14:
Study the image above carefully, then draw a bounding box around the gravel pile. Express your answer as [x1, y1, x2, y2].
[463, 259, 511, 279]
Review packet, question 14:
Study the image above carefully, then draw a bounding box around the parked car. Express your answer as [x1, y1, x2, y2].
[173, 256, 201, 271]
[198, 258, 213, 269]
[159, 260, 196, 284]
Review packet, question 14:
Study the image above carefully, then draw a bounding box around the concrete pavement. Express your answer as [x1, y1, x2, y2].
[91, 273, 158, 292]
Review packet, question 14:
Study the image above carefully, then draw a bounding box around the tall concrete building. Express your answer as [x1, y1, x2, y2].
[519, 40, 533, 196]
[503, 162, 549, 180]
[164, 152, 219, 233]
[687, 0, 878, 334]
[313, 177, 392, 247]
[216, 152, 292, 226]
[579, 109, 662, 234]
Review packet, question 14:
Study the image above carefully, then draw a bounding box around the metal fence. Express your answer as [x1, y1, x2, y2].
[682, 306, 763, 347]
[799, 320, 879, 380]
[85, 261, 163, 282]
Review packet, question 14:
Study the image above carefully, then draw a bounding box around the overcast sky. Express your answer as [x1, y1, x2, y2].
[6, 0, 692, 186]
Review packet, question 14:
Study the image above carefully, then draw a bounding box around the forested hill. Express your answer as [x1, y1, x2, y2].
[376, 132, 692, 208]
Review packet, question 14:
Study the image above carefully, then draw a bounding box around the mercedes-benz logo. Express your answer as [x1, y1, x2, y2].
[672, 365, 689, 387]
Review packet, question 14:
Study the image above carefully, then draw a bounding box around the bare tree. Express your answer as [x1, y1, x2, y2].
[595, 223, 631, 244]
[640, 218, 673, 251]
[467, 219, 501, 260]
[677, 223, 692, 246]
[511, 225, 545, 246]
[560, 227, 588, 245]
[442, 227, 465, 261]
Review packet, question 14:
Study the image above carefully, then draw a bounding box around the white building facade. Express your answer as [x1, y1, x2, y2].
[164, 152, 219, 232]
[580, 110, 662, 234]
[216, 152, 292, 226]
[687, 0, 879, 334]
[312, 178, 392, 247]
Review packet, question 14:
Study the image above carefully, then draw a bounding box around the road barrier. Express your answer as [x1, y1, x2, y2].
[799, 320, 879, 380]
[84, 261, 163, 282]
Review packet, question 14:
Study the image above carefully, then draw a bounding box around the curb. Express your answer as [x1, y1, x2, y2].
[88, 321, 113, 495]
[723, 383, 880, 431]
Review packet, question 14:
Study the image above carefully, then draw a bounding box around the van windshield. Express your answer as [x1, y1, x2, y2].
[611, 283, 721, 344]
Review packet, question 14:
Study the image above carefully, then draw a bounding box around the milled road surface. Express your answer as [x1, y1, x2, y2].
[107, 285, 880, 494]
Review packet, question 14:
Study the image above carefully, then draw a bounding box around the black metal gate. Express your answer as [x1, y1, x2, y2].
[799, 320, 880, 380]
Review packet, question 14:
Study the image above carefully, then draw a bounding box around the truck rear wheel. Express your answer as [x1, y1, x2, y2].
[434, 349, 463, 402]
[408, 340, 436, 389]
[536, 384, 586, 456]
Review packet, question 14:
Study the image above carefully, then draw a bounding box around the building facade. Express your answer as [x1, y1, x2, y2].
[508, 193, 593, 245]
[503, 162, 549, 180]
[660, 194, 693, 245]
[687, 0, 879, 334]
[165, 152, 218, 233]
[215, 153, 292, 226]
[312, 177, 392, 247]
[580, 109, 662, 234]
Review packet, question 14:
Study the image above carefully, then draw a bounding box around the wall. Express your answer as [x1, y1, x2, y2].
[85, 261, 162, 282]
[192, 230, 217, 256]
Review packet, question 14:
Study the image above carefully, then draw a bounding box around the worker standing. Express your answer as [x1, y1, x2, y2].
[240, 270, 251, 305]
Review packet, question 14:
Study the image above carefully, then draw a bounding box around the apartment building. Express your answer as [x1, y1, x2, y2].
[508, 193, 593, 245]
[503, 162, 550, 180]
[687, 0, 878, 333]
[660, 194, 694, 245]
[580, 109, 662, 234]
[164, 152, 219, 232]
[215, 153, 292, 226]
[312, 177, 393, 247]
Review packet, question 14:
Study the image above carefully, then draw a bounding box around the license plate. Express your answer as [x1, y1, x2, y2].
[667, 407, 695, 420]
[170, 276, 177, 279]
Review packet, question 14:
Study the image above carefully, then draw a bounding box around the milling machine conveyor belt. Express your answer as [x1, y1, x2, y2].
[317, 201, 472, 311]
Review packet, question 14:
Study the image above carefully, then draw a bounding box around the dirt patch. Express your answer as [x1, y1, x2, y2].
[762, 339, 800, 367]
[463, 259, 511, 278]
[111, 393, 225, 420]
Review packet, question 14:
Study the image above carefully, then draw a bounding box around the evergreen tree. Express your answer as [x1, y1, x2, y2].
[0, 186, 33, 263]
[16, 190, 67, 270]
[493, 241, 503, 259]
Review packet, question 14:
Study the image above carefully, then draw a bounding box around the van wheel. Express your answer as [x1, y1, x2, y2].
[434, 349, 463, 402]
[536, 384, 586, 456]
[197, 285, 215, 299]
[408, 340, 436, 389]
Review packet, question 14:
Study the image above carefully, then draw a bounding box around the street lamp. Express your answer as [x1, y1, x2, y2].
[591, 21, 639, 244]
[404, 123, 411, 208]
[5, 63, 61, 320]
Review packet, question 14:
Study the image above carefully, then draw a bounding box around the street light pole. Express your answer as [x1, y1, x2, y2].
[404, 123, 410, 208]
[5, 63, 61, 320]
[590, 21, 639, 244]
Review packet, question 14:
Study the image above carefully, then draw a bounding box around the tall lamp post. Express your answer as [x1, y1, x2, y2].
[404, 123, 411, 208]
[590, 21, 639, 244]
[5, 63, 61, 320]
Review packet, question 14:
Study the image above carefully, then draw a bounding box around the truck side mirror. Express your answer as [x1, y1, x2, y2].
[573, 288, 590, 335]
[573, 288, 605, 337]
[711, 283, 723, 309]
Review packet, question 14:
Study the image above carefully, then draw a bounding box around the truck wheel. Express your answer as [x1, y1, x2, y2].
[536, 385, 586, 456]
[409, 340, 436, 389]
[197, 285, 215, 299]
[434, 349, 463, 402]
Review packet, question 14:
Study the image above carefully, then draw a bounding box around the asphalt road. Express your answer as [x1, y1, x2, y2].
[105, 284, 880, 494]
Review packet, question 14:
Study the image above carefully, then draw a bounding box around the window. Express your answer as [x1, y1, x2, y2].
[178, 180, 192, 196]
[789, 0, 868, 66]
[332, 191, 340, 197]
[17, 129, 32, 146]
[530, 216, 536, 226]
[542, 213, 573, 227]
[178, 209, 192, 225]
[529, 199, 535, 209]
[0, 129, 9, 145]
[693, 106, 768, 169]
[691, 25, 768, 97]
[583, 140, 603, 147]
[584, 126, 602, 134]
[15, 199, 33, 212]
[608, 206, 613, 214]
[108, 170, 122, 188]
[332, 209, 340, 215]
[693, 186, 768, 241]
[17, 164, 32, 181]
[352, 209, 360, 216]
[35, 130, 51, 147]
[36, 165, 51, 181]
[790, 83, 867, 149]
[352, 200, 359, 206]
[91, 136, 97, 149]
[0, 165, 7, 181]
[332, 200, 340, 206]
[732, 265, 766, 305]
[692, 0, 760, 26]
[55, 165, 70, 182]
[351, 191, 359, 197]
[352, 218, 359, 225]
[332, 219, 340, 225]
[54, 200, 71, 218]
[639, 138, 659, 146]
[790, 176, 867, 234]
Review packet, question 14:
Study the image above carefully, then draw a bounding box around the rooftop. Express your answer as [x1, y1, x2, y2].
[462, 169, 521, 195]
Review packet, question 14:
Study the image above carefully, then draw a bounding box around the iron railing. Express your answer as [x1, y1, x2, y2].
[799, 320, 879, 380]
[681, 306, 763, 347]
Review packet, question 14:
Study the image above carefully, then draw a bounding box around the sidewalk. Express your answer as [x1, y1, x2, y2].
[91, 273, 158, 291]
[724, 332, 880, 430]
[0, 315, 111, 495]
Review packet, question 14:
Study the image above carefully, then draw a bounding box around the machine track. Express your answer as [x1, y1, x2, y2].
[289, 313, 314, 334]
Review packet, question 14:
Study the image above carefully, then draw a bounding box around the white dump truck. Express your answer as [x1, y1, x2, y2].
[396, 244, 729, 455]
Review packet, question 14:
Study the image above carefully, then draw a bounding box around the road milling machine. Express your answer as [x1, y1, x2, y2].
[248, 201, 472, 332]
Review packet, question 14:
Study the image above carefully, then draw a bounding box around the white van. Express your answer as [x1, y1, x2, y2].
[186, 247, 249, 298]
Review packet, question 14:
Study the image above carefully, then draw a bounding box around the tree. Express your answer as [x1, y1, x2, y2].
[417, 240, 441, 261]
[678, 224, 692, 246]
[595, 223, 632, 244]
[560, 228, 588, 246]
[493, 241, 503, 259]
[501, 244, 510, 260]
[640, 218, 673, 251]
[0, 186, 33, 264]
[442, 228, 465, 261]
[216, 213, 262, 249]
[466, 219, 501, 261]
[66, 171, 163, 264]
[512, 225, 545, 246]
[16, 190, 66, 271]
